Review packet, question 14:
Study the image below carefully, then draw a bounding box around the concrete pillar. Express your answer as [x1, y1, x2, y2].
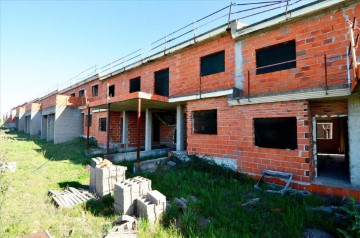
[348, 98, 360, 186]
[122, 110, 129, 147]
[176, 104, 184, 151]
[41, 116, 47, 139]
[145, 108, 152, 151]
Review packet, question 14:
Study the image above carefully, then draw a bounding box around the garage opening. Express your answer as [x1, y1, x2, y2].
[315, 117, 349, 185]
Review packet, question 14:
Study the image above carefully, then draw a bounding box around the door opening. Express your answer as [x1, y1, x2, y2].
[315, 117, 350, 185]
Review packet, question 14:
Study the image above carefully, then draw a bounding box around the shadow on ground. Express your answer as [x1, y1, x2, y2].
[58, 181, 89, 190]
[8, 130, 96, 165]
[85, 195, 115, 218]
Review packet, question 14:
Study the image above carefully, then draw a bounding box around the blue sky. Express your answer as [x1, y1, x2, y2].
[0, 0, 316, 115]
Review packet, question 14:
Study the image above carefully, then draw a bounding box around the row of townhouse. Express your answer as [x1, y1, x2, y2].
[9, 0, 360, 198]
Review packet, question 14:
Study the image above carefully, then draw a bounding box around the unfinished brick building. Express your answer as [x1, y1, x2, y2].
[10, 0, 360, 198]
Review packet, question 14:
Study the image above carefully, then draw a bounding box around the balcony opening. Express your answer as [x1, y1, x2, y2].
[109, 85, 115, 97]
[193, 109, 217, 135]
[256, 40, 296, 75]
[200, 51, 225, 76]
[154, 68, 169, 97]
[314, 117, 350, 186]
[254, 117, 297, 150]
[99, 118, 106, 131]
[130, 77, 141, 93]
[79, 89, 85, 98]
[92, 84, 98, 97]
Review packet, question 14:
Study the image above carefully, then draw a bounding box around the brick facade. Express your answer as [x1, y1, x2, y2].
[240, 3, 359, 96]
[186, 96, 312, 185]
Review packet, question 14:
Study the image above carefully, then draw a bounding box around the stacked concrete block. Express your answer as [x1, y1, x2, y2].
[114, 180, 138, 215]
[129, 176, 152, 196]
[136, 190, 166, 224]
[89, 158, 127, 197]
[114, 176, 153, 216]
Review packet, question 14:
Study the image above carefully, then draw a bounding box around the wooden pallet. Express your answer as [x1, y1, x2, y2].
[49, 187, 95, 208]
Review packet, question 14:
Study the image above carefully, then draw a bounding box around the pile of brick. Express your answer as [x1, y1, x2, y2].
[114, 176, 166, 224]
[89, 157, 127, 197]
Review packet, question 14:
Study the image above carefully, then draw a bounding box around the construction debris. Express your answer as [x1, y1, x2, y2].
[303, 228, 334, 238]
[254, 169, 293, 195]
[104, 224, 138, 238]
[105, 215, 139, 237]
[22, 230, 53, 238]
[241, 198, 260, 207]
[89, 157, 127, 197]
[137, 191, 167, 225]
[175, 197, 188, 210]
[0, 161, 16, 172]
[49, 187, 95, 208]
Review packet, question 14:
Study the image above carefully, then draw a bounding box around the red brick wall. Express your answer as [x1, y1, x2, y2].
[83, 111, 123, 145]
[159, 123, 175, 147]
[241, 3, 359, 96]
[40, 94, 57, 109]
[109, 112, 121, 143]
[65, 35, 235, 107]
[309, 100, 348, 116]
[128, 112, 145, 148]
[186, 97, 312, 184]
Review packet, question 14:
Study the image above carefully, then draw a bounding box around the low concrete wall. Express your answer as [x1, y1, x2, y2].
[54, 106, 83, 144]
[349, 98, 360, 187]
[200, 155, 238, 171]
[4, 122, 16, 129]
[109, 148, 172, 163]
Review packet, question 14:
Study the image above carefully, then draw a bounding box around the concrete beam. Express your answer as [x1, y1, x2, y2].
[176, 105, 184, 151]
[145, 108, 152, 151]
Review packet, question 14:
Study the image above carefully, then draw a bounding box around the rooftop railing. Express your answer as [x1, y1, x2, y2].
[241, 51, 351, 100]
[28, 0, 315, 103]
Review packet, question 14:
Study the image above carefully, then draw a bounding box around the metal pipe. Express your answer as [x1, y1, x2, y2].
[227, 2, 232, 30]
[248, 70, 250, 101]
[199, 75, 202, 99]
[324, 53, 328, 95]
[86, 107, 90, 152]
[106, 103, 110, 155]
[193, 20, 197, 43]
[136, 98, 141, 168]
[346, 47, 351, 87]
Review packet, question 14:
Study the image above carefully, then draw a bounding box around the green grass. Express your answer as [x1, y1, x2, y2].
[0, 129, 346, 238]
